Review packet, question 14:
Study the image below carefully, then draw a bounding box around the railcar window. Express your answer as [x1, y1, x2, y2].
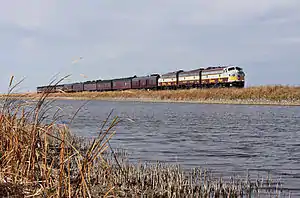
[228, 67, 235, 71]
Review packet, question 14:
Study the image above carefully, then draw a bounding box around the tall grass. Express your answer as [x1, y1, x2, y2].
[73, 85, 300, 102]
[0, 76, 119, 197]
[7, 85, 300, 105]
[0, 77, 292, 197]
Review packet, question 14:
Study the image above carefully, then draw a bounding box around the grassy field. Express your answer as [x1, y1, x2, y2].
[0, 79, 289, 197]
[5, 85, 300, 106]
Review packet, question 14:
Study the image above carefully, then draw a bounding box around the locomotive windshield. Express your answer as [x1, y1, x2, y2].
[235, 67, 242, 71]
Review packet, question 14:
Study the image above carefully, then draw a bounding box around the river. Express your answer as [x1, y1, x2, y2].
[46, 99, 300, 196]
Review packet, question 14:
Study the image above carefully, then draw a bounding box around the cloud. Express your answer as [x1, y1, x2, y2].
[178, 0, 300, 25]
[0, 0, 56, 29]
[0, 0, 300, 92]
[276, 37, 300, 45]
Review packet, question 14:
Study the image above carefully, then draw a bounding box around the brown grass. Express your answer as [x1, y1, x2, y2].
[0, 77, 292, 197]
[0, 76, 120, 197]
[6, 85, 300, 106]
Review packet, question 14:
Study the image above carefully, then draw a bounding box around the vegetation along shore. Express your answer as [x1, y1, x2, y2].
[3, 85, 300, 106]
[0, 79, 293, 197]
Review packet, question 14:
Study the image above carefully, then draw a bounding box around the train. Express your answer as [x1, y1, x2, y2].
[36, 65, 246, 93]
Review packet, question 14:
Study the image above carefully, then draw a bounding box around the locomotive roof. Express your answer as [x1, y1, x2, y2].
[161, 70, 183, 77]
[203, 66, 226, 71]
[166, 66, 226, 76]
[161, 67, 226, 76]
[180, 68, 204, 74]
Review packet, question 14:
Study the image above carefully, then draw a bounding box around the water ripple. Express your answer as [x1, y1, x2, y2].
[48, 100, 300, 195]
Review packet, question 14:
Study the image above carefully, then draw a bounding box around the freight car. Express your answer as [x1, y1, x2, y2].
[36, 65, 245, 93]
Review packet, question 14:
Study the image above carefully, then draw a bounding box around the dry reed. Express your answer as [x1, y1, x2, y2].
[0, 76, 120, 197]
[0, 77, 292, 197]
[6, 85, 300, 106]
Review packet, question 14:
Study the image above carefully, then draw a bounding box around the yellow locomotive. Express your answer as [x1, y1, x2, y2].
[158, 66, 245, 88]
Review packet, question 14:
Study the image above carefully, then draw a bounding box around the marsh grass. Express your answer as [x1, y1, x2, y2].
[0, 76, 121, 197]
[0, 77, 292, 197]
[69, 85, 300, 102]
[6, 85, 300, 105]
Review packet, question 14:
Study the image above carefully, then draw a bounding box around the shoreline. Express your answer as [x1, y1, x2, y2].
[2, 86, 300, 107]
[0, 89, 295, 197]
[2, 95, 300, 106]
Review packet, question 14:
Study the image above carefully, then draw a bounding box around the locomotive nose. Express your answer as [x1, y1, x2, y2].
[237, 71, 245, 80]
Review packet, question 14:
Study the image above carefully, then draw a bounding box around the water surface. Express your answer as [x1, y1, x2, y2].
[48, 100, 300, 195]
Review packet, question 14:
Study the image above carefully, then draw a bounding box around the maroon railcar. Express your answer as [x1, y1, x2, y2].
[96, 80, 112, 91]
[55, 84, 64, 92]
[83, 81, 97, 91]
[36, 85, 56, 93]
[37, 86, 44, 93]
[132, 74, 160, 89]
[112, 77, 133, 90]
[63, 84, 73, 92]
[72, 83, 84, 92]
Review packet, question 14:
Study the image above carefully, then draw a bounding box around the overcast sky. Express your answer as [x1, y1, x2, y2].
[0, 0, 300, 93]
